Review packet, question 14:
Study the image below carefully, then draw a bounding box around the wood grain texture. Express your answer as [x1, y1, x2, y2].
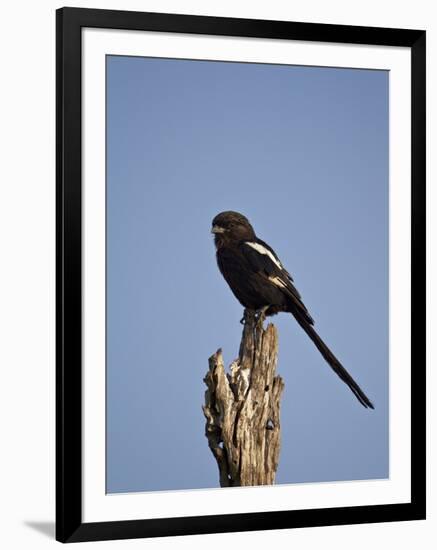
[203, 310, 284, 487]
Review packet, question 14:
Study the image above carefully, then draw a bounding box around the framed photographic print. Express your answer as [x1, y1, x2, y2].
[56, 7, 426, 543]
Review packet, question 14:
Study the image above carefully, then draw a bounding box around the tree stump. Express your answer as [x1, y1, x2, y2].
[203, 309, 284, 487]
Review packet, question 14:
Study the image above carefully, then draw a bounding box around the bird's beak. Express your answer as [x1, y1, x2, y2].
[211, 225, 226, 234]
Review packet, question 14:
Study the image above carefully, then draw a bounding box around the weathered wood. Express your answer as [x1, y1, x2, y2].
[203, 309, 284, 487]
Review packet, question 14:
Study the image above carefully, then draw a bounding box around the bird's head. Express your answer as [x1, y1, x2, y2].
[211, 211, 256, 247]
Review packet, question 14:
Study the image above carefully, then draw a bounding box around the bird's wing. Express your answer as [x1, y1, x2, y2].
[253, 238, 295, 281]
[241, 239, 314, 324]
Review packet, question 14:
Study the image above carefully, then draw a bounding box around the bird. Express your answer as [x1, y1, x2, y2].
[211, 210, 374, 409]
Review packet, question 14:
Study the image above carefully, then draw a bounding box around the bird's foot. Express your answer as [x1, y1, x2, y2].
[240, 307, 269, 326]
[254, 306, 269, 326]
[240, 308, 253, 325]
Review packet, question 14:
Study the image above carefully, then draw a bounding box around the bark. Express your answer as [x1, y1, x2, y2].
[202, 309, 284, 487]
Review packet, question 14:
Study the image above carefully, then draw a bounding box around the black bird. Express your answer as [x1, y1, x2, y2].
[211, 210, 374, 409]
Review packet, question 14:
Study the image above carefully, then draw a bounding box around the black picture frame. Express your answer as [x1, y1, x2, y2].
[56, 6, 426, 543]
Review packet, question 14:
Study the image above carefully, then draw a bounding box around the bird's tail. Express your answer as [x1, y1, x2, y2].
[293, 314, 374, 409]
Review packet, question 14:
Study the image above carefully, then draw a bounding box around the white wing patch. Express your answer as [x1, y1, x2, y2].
[245, 242, 283, 270]
[269, 276, 287, 289]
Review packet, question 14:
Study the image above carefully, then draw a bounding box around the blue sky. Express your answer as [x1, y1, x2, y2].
[106, 55, 389, 493]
